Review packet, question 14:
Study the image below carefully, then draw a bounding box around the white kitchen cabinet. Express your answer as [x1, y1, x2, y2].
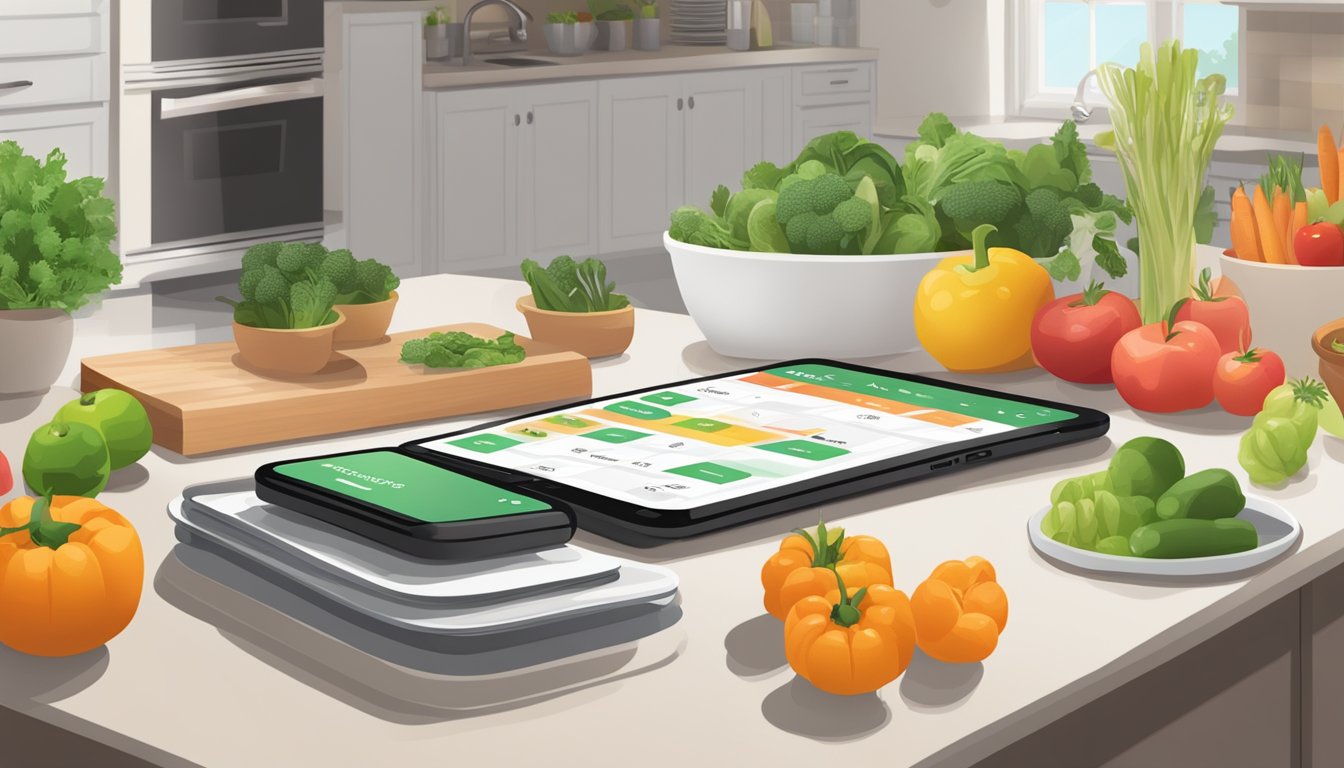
[598, 75, 685, 254]
[342, 11, 424, 276]
[794, 102, 872, 153]
[0, 105, 106, 180]
[681, 71, 762, 210]
[519, 82, 599, 261]
[431, 81, 598, 271]
[791, 62, 876, 155]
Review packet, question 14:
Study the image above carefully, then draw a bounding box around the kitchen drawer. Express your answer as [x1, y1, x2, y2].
[795, 64, 872, 105]
[0, 0, 102, 16]
[0, 55, 107, 109]
[0, 16, 103, 58]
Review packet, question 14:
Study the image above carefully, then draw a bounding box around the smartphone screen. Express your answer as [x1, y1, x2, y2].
[270, 450, 553, 524]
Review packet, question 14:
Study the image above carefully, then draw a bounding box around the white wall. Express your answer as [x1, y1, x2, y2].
[858, 0, 1005, 123]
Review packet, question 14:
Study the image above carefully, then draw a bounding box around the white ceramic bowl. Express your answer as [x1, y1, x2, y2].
[663, 231, 946, 360]
[543, 22, 597, 55]
[1217, 253, 1344, 377]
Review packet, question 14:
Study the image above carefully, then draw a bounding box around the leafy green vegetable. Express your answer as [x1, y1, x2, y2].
[217, 241, 355, 329]
[0, 141, 121, 311]
[400, 331, 526, 369]
[1095, 40, 1233, 324]
[588, 0, 633, 20]
[521, 255, 630, 312]
[875, 196, 940, 254]
[776, 172, 875, 254]
[547, 10, 579, 23]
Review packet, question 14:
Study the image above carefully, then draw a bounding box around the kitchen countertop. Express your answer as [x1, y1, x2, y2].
[6, 257, 1344, 767]
[423, 44, 878, 89]
[875, 114, 1321, 160]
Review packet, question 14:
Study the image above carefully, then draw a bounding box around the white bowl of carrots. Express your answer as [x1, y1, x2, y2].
[1219, 125, 1344, 376]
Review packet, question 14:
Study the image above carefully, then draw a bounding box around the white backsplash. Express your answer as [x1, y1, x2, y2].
[1243, 9, 1344, 133]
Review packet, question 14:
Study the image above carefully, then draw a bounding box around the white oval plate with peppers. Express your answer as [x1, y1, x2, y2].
[1028, 494, 1300, 578]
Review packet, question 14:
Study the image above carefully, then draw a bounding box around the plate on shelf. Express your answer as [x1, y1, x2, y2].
[1027, 494, 1301, 577]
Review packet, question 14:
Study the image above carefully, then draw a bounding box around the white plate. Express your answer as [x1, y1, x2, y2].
[1027, 494, 1301, 577]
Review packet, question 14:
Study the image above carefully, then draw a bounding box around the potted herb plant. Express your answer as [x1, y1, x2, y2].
[544, 11, 598, 55]
[327, 250, 401, 347]
[217, 242, 346, 376]
[634, 1, 660, 51]
[424, 6, 451, 60]
[590, 1, 634, 51]
[517, 255, 634, 358]
[0, 141, 121, 396]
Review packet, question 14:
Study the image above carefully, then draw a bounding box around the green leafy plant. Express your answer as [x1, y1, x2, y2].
[400, 331, 526, 368]
[638, 1, 658, 18]
[1095, 40, 1234, 324]
[588, 0, 634, 20]
[217, 242, 341, 329]
[315, 247, 400, 305]
[424, 6, 452, 25]
[0, 141, 121, 311]
[520, 255, 630, 312]
[547, 10, 580, 23]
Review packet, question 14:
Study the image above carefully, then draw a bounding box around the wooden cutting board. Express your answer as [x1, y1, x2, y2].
[79, 324, 592, 456]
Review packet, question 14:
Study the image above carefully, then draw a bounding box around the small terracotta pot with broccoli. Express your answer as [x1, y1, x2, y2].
[516, 255, 634, 358]
[217, 241, 351, 376]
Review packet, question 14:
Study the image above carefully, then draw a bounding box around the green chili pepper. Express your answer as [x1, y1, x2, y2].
[1238, 377, 1326, 485]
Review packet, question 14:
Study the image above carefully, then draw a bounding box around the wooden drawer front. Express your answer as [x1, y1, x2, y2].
[0, 56, 106, 109]
[798, 65, 871, 100]
[0, 16, 102, 58]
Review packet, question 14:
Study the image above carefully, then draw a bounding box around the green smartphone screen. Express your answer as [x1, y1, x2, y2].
[273, 450, 552, 523]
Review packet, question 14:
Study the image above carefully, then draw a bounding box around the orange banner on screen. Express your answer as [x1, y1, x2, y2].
[741, 372, 921, 415]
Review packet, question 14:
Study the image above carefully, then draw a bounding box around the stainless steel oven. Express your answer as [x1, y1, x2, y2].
[152, 0, 323, 65]
[150, 75, 323, 246]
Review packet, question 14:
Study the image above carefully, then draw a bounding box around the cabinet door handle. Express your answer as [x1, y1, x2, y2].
[676, 97, 683, 111]
[0, 80, 33, 94]
[829, 79, 850, 86]
[688, 96, 695, 110]
[514, 113, 521, 126]
[526, 110, 534, 125]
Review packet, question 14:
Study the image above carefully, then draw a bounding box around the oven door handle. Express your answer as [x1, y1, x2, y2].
[160, 78, 323, 120]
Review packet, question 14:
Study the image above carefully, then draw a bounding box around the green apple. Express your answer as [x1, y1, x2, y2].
[56, 389, 153, 470]
[23, 421, 111, 497]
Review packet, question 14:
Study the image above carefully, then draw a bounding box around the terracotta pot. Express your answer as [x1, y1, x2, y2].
[333, 291, 398, 347]
[0, 308, 74, 396]
[516, 295, 634, 358]
[1312, 318, 1344, 408]
[232, 311, 345, 376]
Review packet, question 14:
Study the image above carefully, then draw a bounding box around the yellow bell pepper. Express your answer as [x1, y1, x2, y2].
[914, 224, 1055, 373]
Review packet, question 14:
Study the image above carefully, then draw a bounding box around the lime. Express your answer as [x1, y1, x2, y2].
[747, 200, 790, 253]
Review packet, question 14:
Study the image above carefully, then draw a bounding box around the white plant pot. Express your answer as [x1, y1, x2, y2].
[543, 22, 598, 55]
[663, 232, 946, 360]
[595, 20, 628, 51]
[633, 17, 661, 50]
[0, 308, 74, 396]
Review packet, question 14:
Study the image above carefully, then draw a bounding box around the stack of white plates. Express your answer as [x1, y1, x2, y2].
[670, 0, 727, 45]
[165, 479, 682, 681]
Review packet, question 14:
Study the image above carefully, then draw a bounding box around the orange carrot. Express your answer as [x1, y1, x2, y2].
[1254, 185, 1287, 264]
[1338, 146, 1344, 203]
[1231, 186, 1263, 262]
[1287, 201, 1308, 265]
[1322, 125, 1340, 205]
[1272, 188, 1291, 260]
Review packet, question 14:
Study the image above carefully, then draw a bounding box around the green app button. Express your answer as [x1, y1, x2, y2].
[447, 434, 521, 454]
[673, 418, 731, 433]
[605, 401, 672, 420]
[642, 391, 697, 406]
[582, 427, 651, 444]
[666, 462, 753, 485]
[755, 440, 850, 461]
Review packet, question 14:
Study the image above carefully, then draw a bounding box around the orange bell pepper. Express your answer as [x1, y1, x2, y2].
[761, 521, 891, 619]
[911, 556, 1009, 664]
[784, 577, 916, 696]
[0, 496, 143, 657]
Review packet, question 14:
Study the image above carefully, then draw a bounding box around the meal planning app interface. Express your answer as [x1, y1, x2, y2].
[418, 364, 1077, 511]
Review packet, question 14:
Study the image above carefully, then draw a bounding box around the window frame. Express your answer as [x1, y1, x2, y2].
[1007, 0, 1243, 120]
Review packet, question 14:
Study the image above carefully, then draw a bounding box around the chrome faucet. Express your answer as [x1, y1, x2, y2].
[462, 0, 534, 65]
[1071, 69, 1099, 123]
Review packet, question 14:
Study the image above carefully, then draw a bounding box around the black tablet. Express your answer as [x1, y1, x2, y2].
[399, 359, 1109, 546]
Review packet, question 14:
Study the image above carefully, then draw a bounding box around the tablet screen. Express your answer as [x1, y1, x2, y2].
[414, 363, 1077, 511]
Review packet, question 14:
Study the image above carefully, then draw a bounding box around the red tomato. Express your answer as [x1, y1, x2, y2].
[1294, 223, 1344, 267]
[1174, 268, 1251, 355]
[1031, 282, 1142, 384]
[0, 451, 9, 496]
[1213, 348, 1286, 416]
[1111, 308, 1222, 413]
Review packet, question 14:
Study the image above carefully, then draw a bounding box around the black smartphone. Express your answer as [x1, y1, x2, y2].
[254, 448, 577, 560]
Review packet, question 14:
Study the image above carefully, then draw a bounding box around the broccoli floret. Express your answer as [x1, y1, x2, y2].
[806, 215, 847, 253]
[242, 242, 282, 273]
[939, 181, 1023, 228]
[809, 175, 854, 213]
[275, 242, 311, 275]
[400, 338, 432, 364]
[240, 268, 264, 301]
[319, 249, 357, 291]
[1014, 187, 1075, 260]
[252, 265, 288, 305]
[353, 259, 395, 300]
[543, 255, 581, 298]
[668, 207, 744, 250]
[784, 211, 819, 250]
[832, 197, 872, 233]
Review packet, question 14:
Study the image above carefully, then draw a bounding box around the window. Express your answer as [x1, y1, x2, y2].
[1017, 0, 1239, 113]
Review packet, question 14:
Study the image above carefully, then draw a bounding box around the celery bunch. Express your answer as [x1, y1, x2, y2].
[1095, 41, 1233, 324]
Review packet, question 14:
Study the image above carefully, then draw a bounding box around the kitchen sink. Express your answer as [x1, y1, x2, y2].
[484, 57, 558, 67]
